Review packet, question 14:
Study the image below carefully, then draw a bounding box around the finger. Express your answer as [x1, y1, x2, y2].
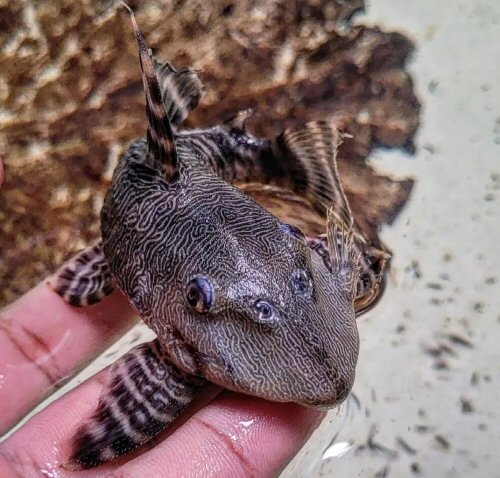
[0, 363, 324, 478]
[0, 282, 137, 433]
[0, 370, 117, 478]
[116, 392, 325, 478]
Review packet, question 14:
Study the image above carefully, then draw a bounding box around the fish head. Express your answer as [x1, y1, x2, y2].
[166, 182, 360, 409]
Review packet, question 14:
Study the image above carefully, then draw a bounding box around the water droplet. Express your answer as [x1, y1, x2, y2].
[239, 419, 255, 429]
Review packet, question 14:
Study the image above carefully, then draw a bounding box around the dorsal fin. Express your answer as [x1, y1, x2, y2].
[276, 121, 353, 226]
[154, 59, 204, 126]
[122, 3, 178, 182]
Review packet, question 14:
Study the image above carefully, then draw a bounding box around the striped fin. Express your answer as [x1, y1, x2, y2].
[48, 241, 115, 307]
[154, 59, 204, 126]
[275, 121, 353, 226]
[326, 209, 360, 298]
[123, 3, 178, 181]
[306, 232, 388, 314]
[64, 339, 203, 470]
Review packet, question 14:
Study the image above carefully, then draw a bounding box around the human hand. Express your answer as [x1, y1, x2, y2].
[0, 282, 324, 477]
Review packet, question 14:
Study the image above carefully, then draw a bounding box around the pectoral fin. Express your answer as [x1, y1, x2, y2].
[48, 241, 115, 306]
[65, 339, 203, 470]
[275, 121, 353, 225]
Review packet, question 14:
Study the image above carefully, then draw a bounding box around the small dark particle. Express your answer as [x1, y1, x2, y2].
[439, 273, 450, 281]
[415, 425, 433, 434]
[428, 80, 439, 93]
[423, 144, 436, 154]
[417, 409, 426, 418]
[371, 387, 377, 402]
[442, 253, 453, 262]
[473, 302, 484, 314]
[483, 374, 492, 382]
[429, 297, 442, 306]
[426, 282, 443, 290]
[396, 436, 417, 455]
[434, 434, 450, 450]
[410, 462, 421, 474]
[395, 324, 406, 334]
[485, 276, 497, 285]
[367, 425, 398, 458]
[355, 444, 367, 455]
[478, 423, 487, 431]
[433, 359, 449, 370]
[407, 260, 422, 279]
[484, 193, 495, 201]
[128, 330, 142, 345]
[460, 397, 474, 414]
[446, 333, 473, 348]
[470, 371, 479, 386]
[424, 342, 456, 358]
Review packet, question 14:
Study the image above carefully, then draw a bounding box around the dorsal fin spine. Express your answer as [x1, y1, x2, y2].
[122, 2, 178, 182]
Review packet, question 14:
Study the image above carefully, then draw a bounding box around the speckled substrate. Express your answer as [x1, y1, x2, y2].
[0, 0, 419, 306]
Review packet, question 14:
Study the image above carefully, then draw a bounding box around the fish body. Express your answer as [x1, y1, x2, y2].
[102, 135, 358, 408]
[50, 7, 389, 470]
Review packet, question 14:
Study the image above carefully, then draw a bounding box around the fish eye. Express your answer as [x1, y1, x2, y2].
[185, 275, 215, 314]
[292, 269, 313, 298]
[280, 223, 305, 242]
[254, 299, 274, 321]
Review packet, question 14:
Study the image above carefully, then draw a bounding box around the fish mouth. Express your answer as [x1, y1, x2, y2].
[204, 361, 352, 409]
